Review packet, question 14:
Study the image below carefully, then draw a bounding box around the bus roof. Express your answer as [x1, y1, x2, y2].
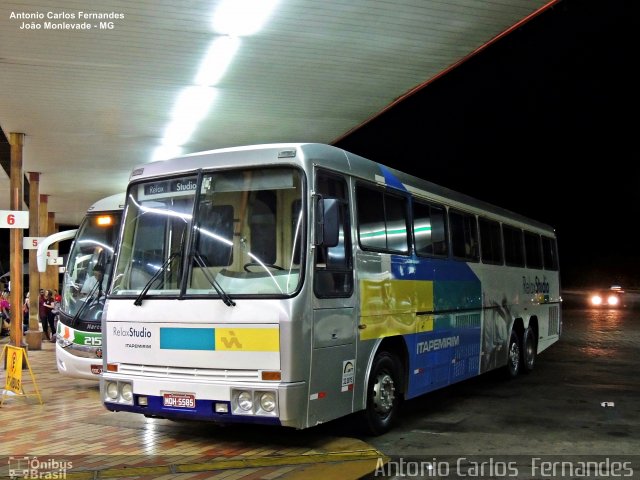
[87, 193, 126, 213]
[129, 143, 555, 235]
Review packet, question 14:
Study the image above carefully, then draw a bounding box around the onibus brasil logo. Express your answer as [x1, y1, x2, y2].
[8, 456, 73, 479]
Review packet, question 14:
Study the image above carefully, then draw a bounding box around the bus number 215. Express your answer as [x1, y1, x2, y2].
[84, 337, 102, 347]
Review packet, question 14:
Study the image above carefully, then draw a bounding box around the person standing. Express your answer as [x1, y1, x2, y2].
[39, 289, 50, 340]
[43, 290, 56, 342]
[51, 291, 61, 339]
[0, 291, 10, 336]
[23, 291, 30, 334]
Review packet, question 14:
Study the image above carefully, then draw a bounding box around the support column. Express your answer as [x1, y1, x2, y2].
[9, 132, 24, 347]
[26, 172, 42, 350]
[38, 194, 49, 291]
[47, 212, 58, 292]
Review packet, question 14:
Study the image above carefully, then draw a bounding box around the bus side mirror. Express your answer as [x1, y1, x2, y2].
[315, 197, 340, 248]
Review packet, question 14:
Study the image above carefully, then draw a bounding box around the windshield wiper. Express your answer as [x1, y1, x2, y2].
[192, 252, 235, 307]
[134, 251, 181, 306]
[70, 277, 103, 327]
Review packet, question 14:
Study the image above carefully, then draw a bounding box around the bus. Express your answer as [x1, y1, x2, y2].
[38, 193, 124, 380]
[101, 144, 560, 434]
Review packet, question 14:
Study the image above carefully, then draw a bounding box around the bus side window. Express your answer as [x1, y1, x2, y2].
[413, 200, 448, 257]
[356, 185, 409, 254]
[524, 231, 543, 269]
[542, 236, 559, 270]
[314, 171, 353, 298]
[503, 224, 525, 267]
[449, 210, 479, 261]
[479, 217, 503, 264]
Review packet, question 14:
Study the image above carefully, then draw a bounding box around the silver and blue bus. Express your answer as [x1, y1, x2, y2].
[39, 193, 124, 380]
[101, 144, 560, 434]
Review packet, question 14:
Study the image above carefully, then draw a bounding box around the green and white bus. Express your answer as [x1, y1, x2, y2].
[39, 193, 124, 379]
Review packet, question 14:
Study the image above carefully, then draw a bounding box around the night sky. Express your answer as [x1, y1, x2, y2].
[2, 0, 637, 290]
[334, 0, 638, 289]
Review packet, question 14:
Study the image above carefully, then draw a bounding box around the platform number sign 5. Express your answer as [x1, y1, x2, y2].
[0, 210, 29, 229]
[23, 237, 46, 250]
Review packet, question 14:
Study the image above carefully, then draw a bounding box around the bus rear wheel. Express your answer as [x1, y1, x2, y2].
[521, 327, 537, 373]
[505, 330, 521, 378]
[361, 351, 402, 436]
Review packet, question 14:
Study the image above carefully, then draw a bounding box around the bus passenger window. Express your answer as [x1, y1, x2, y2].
[413, 201, 447, 257]
[542, 236, 559, 270]
[357, 187, 386, 251]
[503, 225, 525, 267]
[449, 210, 479, 261]
[479, 217, 503, 264]
[356, 185, 409, 254]
[524, 231, 543, 269]
[385, 194, 408, 252]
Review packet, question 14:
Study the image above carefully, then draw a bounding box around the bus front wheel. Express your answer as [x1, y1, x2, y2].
[361, 351, 402, 436]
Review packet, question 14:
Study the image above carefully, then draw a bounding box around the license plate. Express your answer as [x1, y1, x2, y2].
[163, 392, 196, 409]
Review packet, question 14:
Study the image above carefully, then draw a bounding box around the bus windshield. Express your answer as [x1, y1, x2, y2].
[111, 167, 304, 298]
[63, 212, 121, 323]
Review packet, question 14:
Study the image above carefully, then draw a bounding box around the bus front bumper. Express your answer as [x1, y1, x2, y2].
[56, 342, 103, 380]
[101, 374, 308, 428]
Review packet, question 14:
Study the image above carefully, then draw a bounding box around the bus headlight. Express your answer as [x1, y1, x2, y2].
[121, 383, 133, 403]
[237, 391, 253, 411]
[259, 392, 276, 413]
[232, 388, 278, 416]
[106, 381, 118, 400]
[104, 381, 133, 404]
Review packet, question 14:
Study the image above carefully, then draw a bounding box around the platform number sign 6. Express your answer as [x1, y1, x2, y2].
[0, 210, 29, 229]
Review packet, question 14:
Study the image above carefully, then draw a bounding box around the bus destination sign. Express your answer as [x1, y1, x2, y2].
[141, 177, 197, 199]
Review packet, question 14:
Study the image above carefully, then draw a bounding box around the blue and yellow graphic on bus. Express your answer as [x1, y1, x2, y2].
[160, 327, 279, 352]
[358, 252, 483, 398]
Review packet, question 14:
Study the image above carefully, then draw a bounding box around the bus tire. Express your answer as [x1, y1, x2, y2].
[521, 327, 537, 373]
[361, 351, 402, 436]
[505, 329, 521, 378]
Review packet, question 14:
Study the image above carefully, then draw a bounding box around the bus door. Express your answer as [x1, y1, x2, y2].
[308, 170, 356, 425]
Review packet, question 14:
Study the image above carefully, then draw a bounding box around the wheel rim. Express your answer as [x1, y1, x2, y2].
[509, 340, 520, 372]
[372, 372, 396, 415]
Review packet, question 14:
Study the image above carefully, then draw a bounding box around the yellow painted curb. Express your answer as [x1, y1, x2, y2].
[58, 449, 388, 479]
